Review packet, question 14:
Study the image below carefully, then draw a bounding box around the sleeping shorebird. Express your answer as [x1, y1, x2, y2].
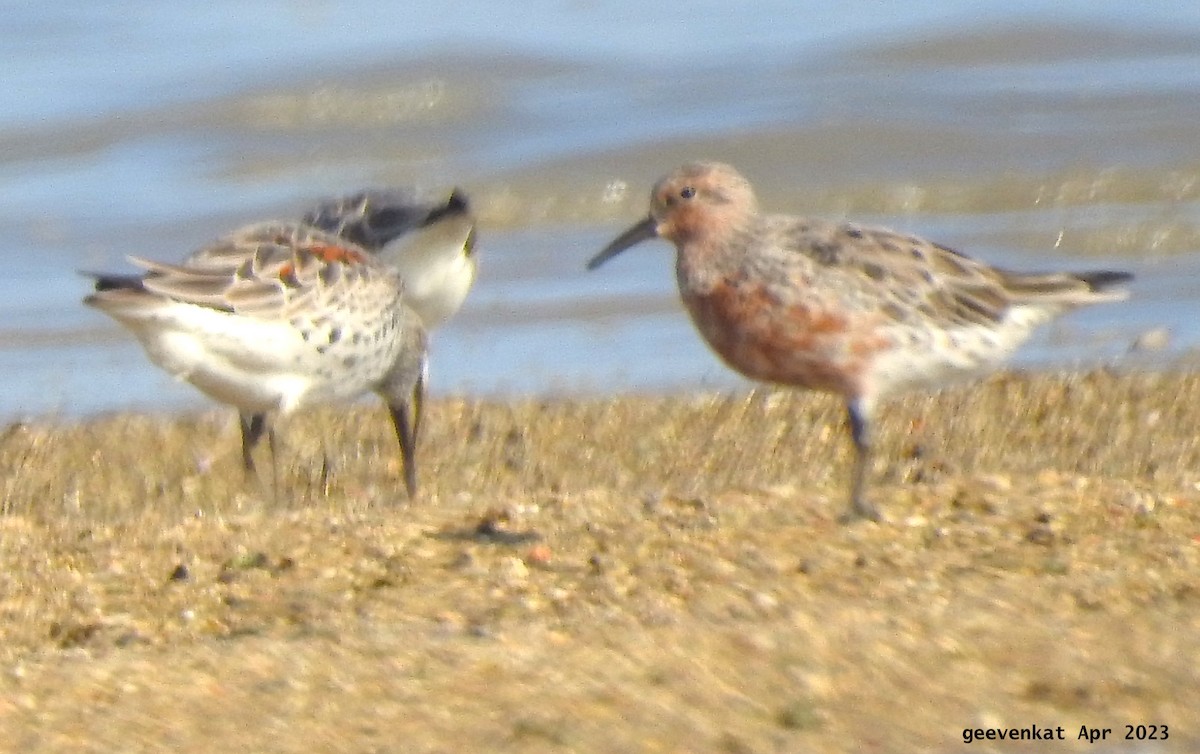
[168, 187, 477, 485]
[84, 222, 428, 498]
[588, 161, 1132, 522]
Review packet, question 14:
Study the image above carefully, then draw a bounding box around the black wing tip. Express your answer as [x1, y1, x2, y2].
[308, 186, 470, 219]
[1078, 270, 1134, 291]
[79, 270, 145, 293]
[424, 188, 471, 225]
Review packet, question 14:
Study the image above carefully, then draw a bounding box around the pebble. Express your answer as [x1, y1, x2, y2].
[1125, 490, 1157, 515]
[498, 556, 529, 586]
[973, 473, 1013, 493]
[524, 544, 553, 567]
[749, 591, 779, 613]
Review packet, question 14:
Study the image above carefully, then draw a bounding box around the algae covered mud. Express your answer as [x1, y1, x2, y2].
[1, 371, 1197, 752]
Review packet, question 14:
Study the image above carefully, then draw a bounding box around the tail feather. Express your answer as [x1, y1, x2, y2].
[80, 270, 159, 313]
[1001, 268, 1132, 305]
[81, 271, 146, 293]
[1076, 270, 1134, 292]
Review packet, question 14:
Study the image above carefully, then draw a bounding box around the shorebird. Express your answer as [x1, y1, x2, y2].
[587, 162, 1132, 521]
[172, 187, 477, 486]
[84, 222, 428, 498]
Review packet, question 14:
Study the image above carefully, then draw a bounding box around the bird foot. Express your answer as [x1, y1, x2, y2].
[838, 499, 883, 524]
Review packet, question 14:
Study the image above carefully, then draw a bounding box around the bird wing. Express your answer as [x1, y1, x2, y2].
[302, 188, 471, 252]
[774, 217, 1018, 328]
[134, 222, 396, 319]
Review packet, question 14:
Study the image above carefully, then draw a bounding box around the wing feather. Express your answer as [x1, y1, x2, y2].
[771, 218, 1127, 328]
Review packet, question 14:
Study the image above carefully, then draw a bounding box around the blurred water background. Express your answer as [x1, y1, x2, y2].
[4, 1, 1200, 418]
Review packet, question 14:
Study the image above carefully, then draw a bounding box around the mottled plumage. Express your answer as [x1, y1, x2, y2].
[588, 162, 1132, 521]
[85, 222, 428, 497]
[151, 186, 478, 494]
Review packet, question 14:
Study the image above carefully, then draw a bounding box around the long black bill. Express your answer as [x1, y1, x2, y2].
[585, 215, 659, 270]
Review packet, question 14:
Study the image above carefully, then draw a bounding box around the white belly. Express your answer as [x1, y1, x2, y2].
[116, 301, 387, 414]
[869, 305, 1055, 396]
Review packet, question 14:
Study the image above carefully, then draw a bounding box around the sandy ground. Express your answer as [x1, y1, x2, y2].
[0, 369, 1197, 753]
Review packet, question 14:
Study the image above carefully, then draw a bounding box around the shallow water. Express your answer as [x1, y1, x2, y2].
[4, 2, 1200, 418]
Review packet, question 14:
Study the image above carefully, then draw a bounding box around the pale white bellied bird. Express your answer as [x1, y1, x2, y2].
[84, 222, 428, 497]
[166, 187, 478, 485]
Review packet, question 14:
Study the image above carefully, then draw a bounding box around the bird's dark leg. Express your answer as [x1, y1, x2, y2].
[239, 412, 267, 476]
[387, 371, 424, 500]
[411, 368, 424, 444]
[843, 398, 881, 522]
[266, 422, 279, 498]
[239, 412, 279, 500]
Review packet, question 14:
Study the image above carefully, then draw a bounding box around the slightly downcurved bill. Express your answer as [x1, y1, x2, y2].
[586, 216, 659, 270]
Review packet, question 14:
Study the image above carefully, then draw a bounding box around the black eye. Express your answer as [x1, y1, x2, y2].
[679, 186, 696, 200]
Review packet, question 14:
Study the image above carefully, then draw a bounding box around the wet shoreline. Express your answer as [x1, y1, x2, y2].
[8, 11, 1200, 419]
